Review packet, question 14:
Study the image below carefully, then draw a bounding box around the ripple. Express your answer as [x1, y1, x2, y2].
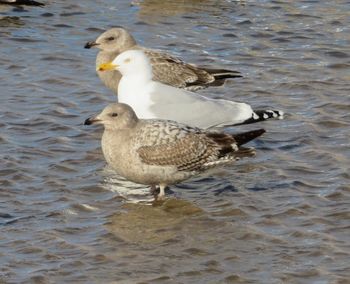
[0, 0, 349, 283]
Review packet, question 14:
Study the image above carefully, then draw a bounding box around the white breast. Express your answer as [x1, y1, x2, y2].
[118, 76, 155, 119]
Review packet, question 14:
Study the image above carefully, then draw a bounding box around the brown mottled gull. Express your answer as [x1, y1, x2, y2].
[84, 27, 242, 94]
[98, 50, 284, 129]
[84, 103, 265, 199]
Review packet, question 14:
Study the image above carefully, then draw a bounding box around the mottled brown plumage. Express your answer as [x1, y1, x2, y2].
[85, 103, 264, 200]
[138, 133, 231, 171]
[84, 27, 242, 94]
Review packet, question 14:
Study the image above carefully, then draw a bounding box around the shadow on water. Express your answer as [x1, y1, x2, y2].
[106, 198, 204, 244]
[0, 214, 36, 226]
[0, 16, 25, 27]
[0, 3, 32, 28]
[131, 0, 246, 23]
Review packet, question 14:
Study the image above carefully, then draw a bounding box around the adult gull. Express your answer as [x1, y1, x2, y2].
[98, 50, 284, 129]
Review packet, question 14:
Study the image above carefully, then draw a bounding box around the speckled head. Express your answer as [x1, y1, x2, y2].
[84, 103, 139, 130]
[84, 27, 137, 53]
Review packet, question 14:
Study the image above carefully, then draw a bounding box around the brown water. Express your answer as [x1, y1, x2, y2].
[1, 0, 349, 283]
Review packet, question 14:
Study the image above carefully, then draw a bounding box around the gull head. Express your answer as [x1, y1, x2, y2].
[84, 103, 139, 130]
[98, 50, 152, 78]
[84, 27, 137, 53]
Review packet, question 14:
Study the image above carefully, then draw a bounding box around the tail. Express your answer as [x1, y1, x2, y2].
[232, 129, 265, 146]
[234, 147, 257, 159]
[202, 67, 242, 87]
[203, 68, 243, 87]
[205, 68, 243, 79]
[238, 109, 284, 126]
[231, 130, 266, 161]
[8, 0, 45, 6]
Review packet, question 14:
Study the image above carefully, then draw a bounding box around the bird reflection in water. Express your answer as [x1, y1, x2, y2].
[131, 0, 246, 23]
[106, 196, 204, 244]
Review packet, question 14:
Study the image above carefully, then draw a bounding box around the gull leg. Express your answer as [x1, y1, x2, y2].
[157, 184, 167, 200]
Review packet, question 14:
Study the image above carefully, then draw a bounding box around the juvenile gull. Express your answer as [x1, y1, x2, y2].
[84, 27, 242, 94]
[0, 0, 44, 6]
[98, 50, 283, 129]
[84, 103, 265, 199]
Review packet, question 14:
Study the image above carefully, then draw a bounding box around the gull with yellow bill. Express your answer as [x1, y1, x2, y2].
[98, 50, 283, 129]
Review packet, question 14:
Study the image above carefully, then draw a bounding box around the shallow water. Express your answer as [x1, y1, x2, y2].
[1, 0, 349, 283]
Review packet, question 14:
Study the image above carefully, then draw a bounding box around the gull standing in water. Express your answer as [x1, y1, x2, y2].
[85, 27, 242, 94]
[84, 103, 265, 200]
[98, 50, 283, 129]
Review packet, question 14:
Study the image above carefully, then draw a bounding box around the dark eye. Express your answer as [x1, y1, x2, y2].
[106, 36, 115, 41]
[111, 113, 118, 117]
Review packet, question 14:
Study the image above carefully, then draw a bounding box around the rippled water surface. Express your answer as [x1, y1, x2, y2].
[1, 0, 349, 283]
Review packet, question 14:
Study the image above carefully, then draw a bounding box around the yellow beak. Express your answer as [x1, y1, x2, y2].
[97, 62, 118, 72]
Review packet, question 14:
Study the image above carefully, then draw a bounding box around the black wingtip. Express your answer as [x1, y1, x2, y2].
[232, 129, 266, 146]
[236, 110, 284, 126]
[205, 68, 243, 80]
[9, 0, 45, 6]
[84, 118, 92, 125]
[215, 71, 243, 79]
[32, 0, 44, 6]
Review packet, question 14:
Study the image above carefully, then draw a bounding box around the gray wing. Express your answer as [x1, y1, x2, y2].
[147, 82, 255, 129]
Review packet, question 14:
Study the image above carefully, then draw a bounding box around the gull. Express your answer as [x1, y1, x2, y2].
[0, 0, 44, 6]
[98, 50, 283, 129]
[84, 103, 265, 199]
[84, 27, 242, 94]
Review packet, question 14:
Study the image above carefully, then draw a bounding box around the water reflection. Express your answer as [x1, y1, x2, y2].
[1, 0, 349, 282]
[101, 165, 235, 204]
[101, 166, 155, 203]
[0, 3, 28, 27]
[106, 198, 204, 244]
[132, 0, 245, 23]
[0, 16, 24, 27]
[0, 4, 11, 12]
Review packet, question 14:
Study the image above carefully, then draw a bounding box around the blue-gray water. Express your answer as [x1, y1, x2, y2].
[0, 0, 349, 283]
